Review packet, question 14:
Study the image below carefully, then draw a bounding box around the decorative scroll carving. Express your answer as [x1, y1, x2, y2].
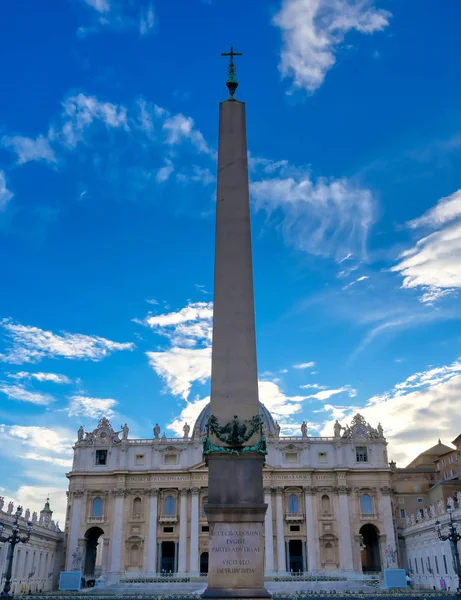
[334, 485, 350, 495]
[380, 486, 392, 496]
[341, 414, 381, 440]
[78, 417, 121, 446]
[112, 489, 128, 497]
[146, 488, 159, 497]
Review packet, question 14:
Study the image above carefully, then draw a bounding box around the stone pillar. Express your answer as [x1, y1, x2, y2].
[66, 489, 84, 570]
[275, 487, 286, 572]
[304, 487, 317, 571]
[146, 489, 159, 575]
[102, 538, 110, 576]
[178, 488, 189, 574]
[380, 486, 397, 567]
[109, 489, 126, 581]
[263, 487, 274, 574]
[190, 488, 200, 576]
[336, 486, 354, 571]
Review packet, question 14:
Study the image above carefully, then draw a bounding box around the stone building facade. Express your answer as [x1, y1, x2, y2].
[64, 407, 397, 584]
[0, 498, 64, 594]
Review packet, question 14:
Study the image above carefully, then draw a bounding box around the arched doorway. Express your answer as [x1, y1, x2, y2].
[200, 552, 209, 574]
[84, 527, 104, 577]
[360, 524, 381, 572]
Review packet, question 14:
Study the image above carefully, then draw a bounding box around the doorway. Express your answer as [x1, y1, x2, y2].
[84, 527, 104, 576]
[160, 541, 176, 573]
[288, 540, 304, 573]
[360, 524, 381, 572]
[200, 552, 209, 574]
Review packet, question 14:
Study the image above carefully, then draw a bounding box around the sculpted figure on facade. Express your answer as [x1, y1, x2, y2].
[71, 546, 83, 571]
[0, 496, 4, 511]
[385, 545, 397, 568]
[377, 422, 384, 437]
[456, 491, 461, 506]
[77, 425, 84, 442]
[410, 513, 416, 525]
[183, 422, 190, 439]
[333, 420, 342, 438]
[121, 423, 129, 440]
[24, 508, 30, 521]
[153, 423, 161, 439]
[32, 511, 38, 522]
[429, 504, 436, 519]
[301, 421, 307, 437]
[447, 496, 455, 509]
[7, 501, 14, 514]
[437, 499, 445, 515]
[274, 421, 281, 438]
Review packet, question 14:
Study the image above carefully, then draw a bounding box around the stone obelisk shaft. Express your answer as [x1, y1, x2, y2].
[203, 99, 269, 599]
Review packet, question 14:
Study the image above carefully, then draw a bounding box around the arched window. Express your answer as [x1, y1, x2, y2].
[321, 495, 331, 514]
[202, 496, 208, 518]
[361, 494, 373, 515]
[325, 542, 334, 563]
[92, 497, 103, 517]
[288, 494, 299, 514]
[164, 496, 175, 515]
[133, 497, 142, 516]
[130, 544, 139, 566]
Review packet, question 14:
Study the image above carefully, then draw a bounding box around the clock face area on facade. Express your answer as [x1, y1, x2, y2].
[352, 425, 367, 437]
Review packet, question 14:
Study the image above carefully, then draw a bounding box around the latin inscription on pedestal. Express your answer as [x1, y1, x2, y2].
[208, 522, 264, 589]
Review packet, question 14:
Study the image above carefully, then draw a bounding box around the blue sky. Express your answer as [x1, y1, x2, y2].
[1, 0, 461, 522]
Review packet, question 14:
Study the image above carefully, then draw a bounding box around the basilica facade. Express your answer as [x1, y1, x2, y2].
[64, 405, 397, 584]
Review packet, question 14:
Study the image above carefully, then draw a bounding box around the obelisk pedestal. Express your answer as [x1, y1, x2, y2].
[202, 59, 270, 600]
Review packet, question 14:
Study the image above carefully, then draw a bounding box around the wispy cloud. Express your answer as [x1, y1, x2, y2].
[293, 361, 315, 369]
[20, 452, 72, 468]
[273, 0, 391, 94]
[67, 395, 118, 419]
[251, 160, 374, 260]
[76, 0, 157, 37]
[7, 372, 71, 384]
[0, 318, 134, 364]
[1, 135, 57, 165]
[0, 382, 55, 405]
[0, 170, 13, 211]
[392, 188, 461, 304]
[4, 425, 73, 454]
[139, 3, 156, 36]
[162, 113, 211, 155]
[302, 385, 357, 401]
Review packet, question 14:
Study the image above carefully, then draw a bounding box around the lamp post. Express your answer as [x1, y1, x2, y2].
[0, 506, 33, 597]
[436, 506, 461, 595]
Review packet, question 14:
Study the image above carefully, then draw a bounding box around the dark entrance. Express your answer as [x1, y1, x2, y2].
[84, 527, 104, 576]
[160, 541, 176, 573]
[200, 552, 209, 574]
[360, 524, 381, 572]
[288, 540, 304, 573]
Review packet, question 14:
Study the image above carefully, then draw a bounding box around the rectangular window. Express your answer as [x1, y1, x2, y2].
[400, 509, 406, 518]
[356, 447, 368, 462]
[415, 557, 418, 574]
[285, 452, 298, 463]
[135, 454, 144, 465]
[290, 525, 300, 532]
[398, 497, 405, 504]
[201, 525, 209, 533]
[415, 485, 421, 491]
[421, 557, 424, 574]
[397, 485, 403, 492]
[163, 526, 174, 533]
[451, 469, 456, 477]
[442, 459, 446, 466]
[417, 497, 424, 503]
[427, 557, 431, 572]
[164, 454, 178, 465]
[444, 472, 449, 480]
[450, 456, 454, 463]
[95, 449, 107, 465]
[435, 555, 439, 574]
[443, 555, 448, 574]
[318, 452, 328, 464]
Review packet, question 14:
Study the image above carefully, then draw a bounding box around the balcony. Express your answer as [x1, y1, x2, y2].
[87, 516, 105, 524]
[159, 515, 178, 524]
[319, 512, 334, 520]
[360, 512, 378, 520]
[285, 513, 304, 522]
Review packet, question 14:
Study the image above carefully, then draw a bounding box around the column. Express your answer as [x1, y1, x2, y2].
[380, 486, 397, 567]
[178, 488, 188, 574]
[337, 487, 354, 571]
[264, 487, 275, 573]
[275, 487, 286, 572]
[189, 488, 200, 576]
[146, 489, 159, 575]
[66, 489, 84, 570]
[109, 489, 126, 580]
[304, 487, 317, 571]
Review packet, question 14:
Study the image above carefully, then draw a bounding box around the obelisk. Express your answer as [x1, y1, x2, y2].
[202, 48, 270, 600]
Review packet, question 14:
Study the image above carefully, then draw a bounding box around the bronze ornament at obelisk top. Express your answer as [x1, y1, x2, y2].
[201, 49, 270, 600]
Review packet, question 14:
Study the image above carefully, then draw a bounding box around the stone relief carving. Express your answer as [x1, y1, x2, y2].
[341, 414, 381, 440]
[79, 417, 121, 446]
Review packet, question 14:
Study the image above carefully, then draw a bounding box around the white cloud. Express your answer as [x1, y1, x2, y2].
[145, 298, 159, 305]
[82, 0, 110, 12]
[156, 158, 174, 183]
[147, 347, 212, 399]
[67, 395, 118, 419]
[140, 3, 156, 36]
[273, 0, 391, 93]
[20, 452, 72, 468]
[303, 385, 357, 401]
[293, 361, 315, 369]
[6, 485, 68, 525]
[392, 189, 461, 303]
[299, 383, 326, 390]
[0, 383, 54, 405]
[251, 162, 374, 260]
[141, 301, 213, 347]
[5, 425, 73, 454]
[2, 134, 57, 165]
[163, 114, 211, 154]
[342, 274, 369, 290]
[320, 356, 461, 465]
[0, 318, 134, 364]
[8, 371, 71, 384]
[0, 170, 13, 211]
[168, 396, 210, 436]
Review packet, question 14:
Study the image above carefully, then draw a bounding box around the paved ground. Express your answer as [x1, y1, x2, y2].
[18, 593, 460, 600]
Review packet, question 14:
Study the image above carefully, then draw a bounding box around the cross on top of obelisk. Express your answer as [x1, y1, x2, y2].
[221, 46, 242, 98]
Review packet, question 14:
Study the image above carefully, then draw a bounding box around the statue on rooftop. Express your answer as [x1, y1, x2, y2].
[334, 420, 342, 438]
[121, 423, 129, 440]
[274, 421, 281, 438]
[183, 422, 190, 439]
[153, 423, 161, 439]
[301, 421, 307, 437]
[77, 425, 84, 442]
[377, 423, 384, 437]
